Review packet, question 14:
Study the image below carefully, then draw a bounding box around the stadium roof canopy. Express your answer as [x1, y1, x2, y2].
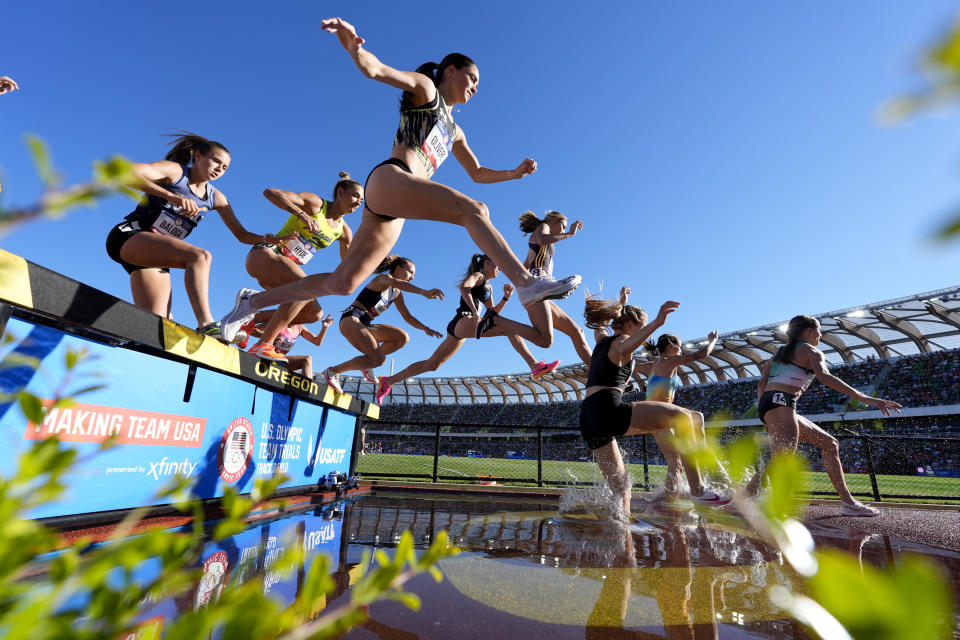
[342, 285, 960, 405]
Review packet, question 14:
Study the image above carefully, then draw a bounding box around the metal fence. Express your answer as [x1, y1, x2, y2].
[354, 419, 960, 504]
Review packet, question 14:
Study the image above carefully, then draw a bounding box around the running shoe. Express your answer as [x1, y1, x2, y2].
[691, 489, 733, 508]
[375, 378, 392, 405]
[476, 310, 497, 339]
[516, 274, 581, 307]
[360, 368, 378, 384]
[197, 322, 246, 345]
[323, 368, 343, 394]
[840, 500, 880, 517]
[248, 341, 288, 362]
[531, 360, 560, 379]
[236, 318, 257, 349]
[220, 288, 260, 342]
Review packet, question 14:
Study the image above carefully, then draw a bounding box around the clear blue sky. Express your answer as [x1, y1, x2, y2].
[3, 2, 959, 378]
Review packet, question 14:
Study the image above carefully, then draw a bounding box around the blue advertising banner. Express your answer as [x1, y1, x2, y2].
[54, 502, 348, 638]
[0, 318, 357, 519]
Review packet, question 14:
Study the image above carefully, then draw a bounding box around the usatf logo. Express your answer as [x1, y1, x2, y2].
[217, 417, 254, 483]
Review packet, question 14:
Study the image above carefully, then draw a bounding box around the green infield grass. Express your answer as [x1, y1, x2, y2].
[356, 453, 960, 503]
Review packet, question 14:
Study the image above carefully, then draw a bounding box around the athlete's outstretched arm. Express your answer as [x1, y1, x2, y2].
[452, 131, 537, 184]
[0, 76, 19, 94]
[662, 330, 719, 368]
[491, 283, 513, 314]
[300, 315, 335, 346]
[382, 275, 444, 301]
[612, 301, 680, 361]
[394, 294, 442, 338]
[215, 192, 294, 246]
[262, 188, 324, 233]
[321, 17, 434, 103]
[529, 220, 584, 246]
[806, 348, 902, 415]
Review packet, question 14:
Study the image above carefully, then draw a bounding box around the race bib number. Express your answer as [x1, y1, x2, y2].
[772, 392, 786, 406]
[151, 211, 191, 239]
[420, 120, 453, 173]
[281, 234, 316, 265]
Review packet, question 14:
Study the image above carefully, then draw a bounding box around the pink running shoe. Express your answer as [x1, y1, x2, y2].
[360, 368, 379, 384]
[375, 378, 392, 405]
[531, 360, 560, 379]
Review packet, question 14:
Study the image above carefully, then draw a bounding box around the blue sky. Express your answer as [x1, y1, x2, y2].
[2, 2, 960, 379]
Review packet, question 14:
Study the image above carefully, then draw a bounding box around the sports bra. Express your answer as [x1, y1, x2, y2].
[586, 336, 632, 391]
[647, 373, 682, 403]
[352, 286, 398, 319]
[125, 164, 218, 240]
[767, 344, 816, 391]
[270, 199, 342, 265]
[525, 239, 555, 276]
[457, 279, 491, 315]
[395, 92, 458, 178]
[272, 325, 302, 355]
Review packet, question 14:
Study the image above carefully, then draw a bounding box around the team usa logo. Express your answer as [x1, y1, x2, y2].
[194, 551, 229, 610]
[217, 417, 254, 483]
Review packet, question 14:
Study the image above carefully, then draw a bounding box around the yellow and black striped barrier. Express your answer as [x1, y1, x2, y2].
[0, 248, 379, 419]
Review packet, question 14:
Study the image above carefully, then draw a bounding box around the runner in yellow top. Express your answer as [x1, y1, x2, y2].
[241, 172, 363, 361]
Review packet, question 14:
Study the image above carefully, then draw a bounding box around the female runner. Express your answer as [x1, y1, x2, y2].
[240, 314, 335, 378]
[220, 17, 579, 342]
[506, 210, 593, 378]
[241, 173, 362, 360]
[745, 315, 901, 515]
[581, 295, 730, 517]
[375, 253, 564, 404]
[105, 133, 288, 339]
[645, 330, 731, 504]
[320, 255, 444, 393]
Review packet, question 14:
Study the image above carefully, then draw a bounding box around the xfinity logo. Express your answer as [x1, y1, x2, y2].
[148, 457, 198, 480]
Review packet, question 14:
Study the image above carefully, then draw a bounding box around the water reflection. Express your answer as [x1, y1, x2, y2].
[23, 492, 960, 639]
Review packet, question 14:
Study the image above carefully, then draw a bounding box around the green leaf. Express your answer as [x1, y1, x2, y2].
[17, 392, 45, 425]
[762, 452, 807, 521]
[24, 134, 59, 188]
[725, 434, 760, 485]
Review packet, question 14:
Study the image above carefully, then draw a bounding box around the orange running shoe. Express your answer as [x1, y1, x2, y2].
[248, 341, 288, 363]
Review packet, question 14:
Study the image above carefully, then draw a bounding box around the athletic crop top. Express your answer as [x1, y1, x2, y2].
[767, 345, 816, 392]
[125, 164, 218, 240]
[352, 286, 399, 319]
[272, 325, 302, 355]
[525, 240, 555, 276]
[586, 336, 632, 391]
[647, 373, 682, 403]
[395, 92, 458, 178]
[271, 200, 343, 265]
[457, 279, 492, 315]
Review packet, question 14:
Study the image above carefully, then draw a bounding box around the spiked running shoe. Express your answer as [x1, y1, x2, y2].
[236, 318, 257, 349]
[220, 288, 260, 342]
[375, 378, 392, 405]
[360, 368, 379, 384]
[248, 342, 288, 363]
[531, 360, 560, 379]
[516, 274, 581, 307]
[691, 489, 733, 508]
[323, 368, 343, 394]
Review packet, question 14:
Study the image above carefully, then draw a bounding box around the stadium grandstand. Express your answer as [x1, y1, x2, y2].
[342, 285, 960, 410]
[350, 286, 960, 499]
